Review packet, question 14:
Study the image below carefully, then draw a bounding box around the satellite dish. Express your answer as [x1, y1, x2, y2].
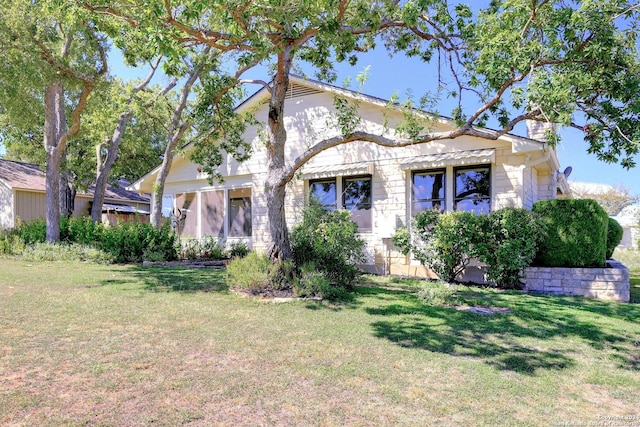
[563, 166, 572, 178]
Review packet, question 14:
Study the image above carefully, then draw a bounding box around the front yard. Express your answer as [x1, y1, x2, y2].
[1, 258, 639, 426]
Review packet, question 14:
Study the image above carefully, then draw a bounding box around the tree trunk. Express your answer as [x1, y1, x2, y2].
[59, 148, 74, 220]
[44, 82, 67, 242]
[91, 112, 132, 222]
[150, 136, 180, 228]
[264, 51, 294, 261]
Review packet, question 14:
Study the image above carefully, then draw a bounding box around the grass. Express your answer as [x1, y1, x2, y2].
[614, 248, 640, 303]
[1, 258, 639, 426]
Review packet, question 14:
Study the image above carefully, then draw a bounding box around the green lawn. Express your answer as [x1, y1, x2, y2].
[1, 258, 639, 426]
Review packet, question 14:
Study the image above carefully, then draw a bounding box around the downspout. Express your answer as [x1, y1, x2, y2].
[520, 145, 552, 209]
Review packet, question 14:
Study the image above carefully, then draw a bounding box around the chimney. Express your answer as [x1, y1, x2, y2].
[526, 120, 556, 142]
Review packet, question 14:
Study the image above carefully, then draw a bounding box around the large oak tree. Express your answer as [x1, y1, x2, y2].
[83, 0, 640, 262]
[0, 0, 107, 241]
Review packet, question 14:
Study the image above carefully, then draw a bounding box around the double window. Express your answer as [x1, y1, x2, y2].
[411, 165, 491, 215]
[309, 175, 372, 231]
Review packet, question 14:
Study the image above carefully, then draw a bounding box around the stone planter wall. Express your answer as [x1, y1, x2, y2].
[523, 260, 630, 302]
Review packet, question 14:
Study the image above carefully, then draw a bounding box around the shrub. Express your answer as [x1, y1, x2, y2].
[0, 230, 25, 255]
[225, 251, 292, 294]
[533, 199, 608, 267]
[293, 262, 349, 300]
[291, 200, 365, 289]
[61, 216, 103, 245]
[418, 281, 461, 306]
[179, 236, 226, 260]
[476, 208, 546, 289]
[606, 217, 623, 259]
[393, 210, 480, 283]
[101, 222, 177, 263]
[22, 242, 115, 264]
[15, 218, 46, 244]
[227, 240, 250, 258]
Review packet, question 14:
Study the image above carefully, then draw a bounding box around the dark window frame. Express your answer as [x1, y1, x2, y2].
[411, 169, 446, 215]
[228, 190, 252, 237]
[342, 175, 373, 232]
[453, 165, 491, 213]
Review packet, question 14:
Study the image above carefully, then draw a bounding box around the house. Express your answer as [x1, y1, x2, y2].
[614, 204, 640, 249]
[129, 76, 570, 275]
[0, 159, 150, 229]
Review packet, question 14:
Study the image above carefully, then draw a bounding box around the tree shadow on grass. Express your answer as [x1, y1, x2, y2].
[364, 286, 640, 375]
[123, 265, 228, 293]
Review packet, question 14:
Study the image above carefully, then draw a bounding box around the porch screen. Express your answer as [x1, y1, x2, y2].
[201, 190, 224, 238]
[175, 192, 197, 237]
[229, 188, 252, 237]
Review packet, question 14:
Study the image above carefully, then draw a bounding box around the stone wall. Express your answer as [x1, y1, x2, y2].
[523, 260, 630, 302]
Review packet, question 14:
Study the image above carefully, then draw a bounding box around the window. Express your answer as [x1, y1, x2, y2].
[309, 179, 337, 210]
[308, 175, 372, 231]
[343, 176, 372, 231]
[201, 190, 224, 237]
[412, 170, 445, 215]
[454, 166, 491, 214]
[410, 165, 491, 215]
[175, 192, 197, 237]
[229, 188, 252, 237]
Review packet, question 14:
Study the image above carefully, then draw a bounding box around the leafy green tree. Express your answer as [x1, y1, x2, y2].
[83, 0, 640, 262]
[0, 0, 107, 241]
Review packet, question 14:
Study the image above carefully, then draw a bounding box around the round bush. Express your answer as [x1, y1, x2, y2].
[606, 217, 623, 259]
[532, 199, 608, 267]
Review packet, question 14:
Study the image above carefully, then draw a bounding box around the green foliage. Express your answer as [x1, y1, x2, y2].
[101, 222, 177, 263]
[606, 217, 624, 260]
[293, 262, 350, 300]
[533, 199, 609, 267]
[227, 240, 249, 259]
[476, 208, 546, 289]
[225, 251, 286, 294]
[0, 230, 25, 255]
[21, 243, 115, 264]
[418, 281, 461, 306]
[291, 200, 365, 290]
[393, 210, 480, 283]
[15, 218, 47, 245]
[179, 236, 226, 260]
[12, 217, 177, 263]
[60, 216, 103, 245]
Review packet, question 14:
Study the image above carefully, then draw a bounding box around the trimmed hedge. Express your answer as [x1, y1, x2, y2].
[606, 217, 623, 259]
[532, 199, 608, 267]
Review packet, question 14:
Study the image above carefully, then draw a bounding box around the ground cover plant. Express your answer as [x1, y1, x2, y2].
[1, 258, 639, 426]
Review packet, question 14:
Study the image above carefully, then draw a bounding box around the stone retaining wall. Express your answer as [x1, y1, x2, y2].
[523, 260, 630, 302]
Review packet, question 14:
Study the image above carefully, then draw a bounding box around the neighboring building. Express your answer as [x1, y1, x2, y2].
[569, 180, 636, 215]
[0, 159, 150, 229]
[614, 205, 640, 250]
[129, 76, 569, 275]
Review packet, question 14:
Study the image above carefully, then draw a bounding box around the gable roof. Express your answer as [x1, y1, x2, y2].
[0, 158, 149, 203]
[0, 159, 46, 191]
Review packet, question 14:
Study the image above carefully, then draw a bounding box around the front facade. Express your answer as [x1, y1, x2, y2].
[130, 76, 568, 274]
[0, 159, 150, 229]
